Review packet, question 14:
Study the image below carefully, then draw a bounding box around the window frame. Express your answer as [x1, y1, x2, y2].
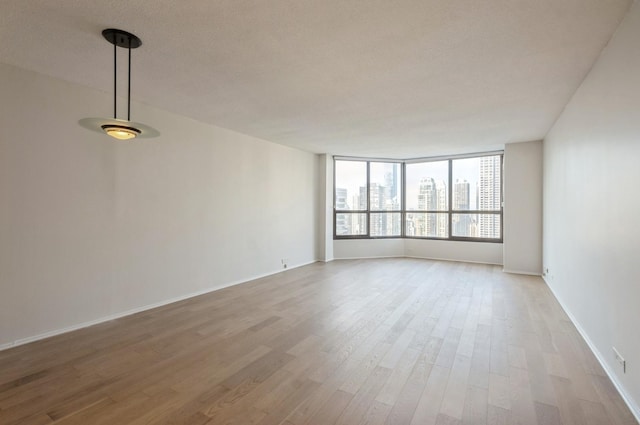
[334, 152, 503, 242]
[404, 158, 451, 239]
[446, 154, 503, 242]
[333, 159, 404, 239]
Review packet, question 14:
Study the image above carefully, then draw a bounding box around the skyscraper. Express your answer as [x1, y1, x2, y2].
[478, 156, 501, 238]
[453, 179, 471, 236]
[417, 177, 447, 237]
[335, 188, 349, 235]
[369, 183, 384, 236]
[386, 166, 399, 200]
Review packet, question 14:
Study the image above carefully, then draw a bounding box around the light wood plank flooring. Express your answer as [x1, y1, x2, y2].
[0, 258, 637, 425]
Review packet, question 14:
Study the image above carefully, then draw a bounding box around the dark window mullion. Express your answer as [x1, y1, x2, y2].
[335, 210, 368, 213]
[451, 210, 502, 214]
[401, 162, 406, 237]
[500, 154, 504, 241]
[448, 159, 453, 238]
[332, 159, 338, 238]
[366, 161, 371, 237]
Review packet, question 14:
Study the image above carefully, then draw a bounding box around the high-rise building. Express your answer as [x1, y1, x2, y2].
[478, 156, 501, 238]
[453, 179, 471, 236]
[435, 180, 447, 236]
[335, 188, 349, 235]
[453, 179, 470, 210]
[351, 190, 366, 234]
[369, 183, 384, 235]
[335, 188, 348, 209]
[382, 165, 402, 236]
[417, 177, 447, 237]
[405, 216, 416, 236]
[385, 167, 399, 200]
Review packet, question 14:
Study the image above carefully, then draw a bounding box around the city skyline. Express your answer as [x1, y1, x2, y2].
[335, 156, 501, 238]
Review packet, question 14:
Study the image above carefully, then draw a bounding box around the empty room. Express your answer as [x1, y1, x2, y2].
[1, 1, 639, 424]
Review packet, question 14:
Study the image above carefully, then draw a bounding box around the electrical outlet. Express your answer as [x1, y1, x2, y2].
[281, 258, 288, 269]
[613, 347, 626, 373]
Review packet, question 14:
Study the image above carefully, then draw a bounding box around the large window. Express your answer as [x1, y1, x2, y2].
[405, 160, 449, 238]
[334, 160, 402, 237]
[334, 153, 502, 241]
[450, 156, 502, 239]
[335, 160, 367, 236]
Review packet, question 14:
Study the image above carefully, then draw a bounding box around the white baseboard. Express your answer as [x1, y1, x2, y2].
[315, 257, 334, 263]
[405, 254, 503, 266]
[332, 254, 502, 266]
[543, 277, 640, 423]
[502, 268, 542, 276]
[0, 260, 318, 352]
[332, 255, 404, 260]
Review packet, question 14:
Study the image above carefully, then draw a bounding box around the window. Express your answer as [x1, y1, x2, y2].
[334, 160, 402, 237]
[334, 153, 502, 241]
[335, 160, 367, 236]
[450, 156, 502, 239]
[405, 160, 449, 238]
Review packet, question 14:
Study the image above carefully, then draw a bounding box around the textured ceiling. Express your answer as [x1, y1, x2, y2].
[0, 0, 632, 157]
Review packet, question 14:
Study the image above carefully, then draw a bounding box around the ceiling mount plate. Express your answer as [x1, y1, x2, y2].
[102, 28, 142, 49]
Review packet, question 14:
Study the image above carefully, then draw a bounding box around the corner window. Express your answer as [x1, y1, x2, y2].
[334, 153, 502, 241]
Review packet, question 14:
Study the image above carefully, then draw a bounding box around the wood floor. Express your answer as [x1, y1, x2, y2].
[0, 258, 637, 425]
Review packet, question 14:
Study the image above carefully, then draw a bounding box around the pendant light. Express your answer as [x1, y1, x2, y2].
[80, 28, 159, 140]
[102, 28, 143, 140]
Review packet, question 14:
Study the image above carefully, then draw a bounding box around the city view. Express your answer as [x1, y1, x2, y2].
[335, 156, 502, 239]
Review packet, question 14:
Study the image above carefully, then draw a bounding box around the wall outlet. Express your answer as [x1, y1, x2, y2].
[613, 347, 626, 373]
[281, 258, 288, 269]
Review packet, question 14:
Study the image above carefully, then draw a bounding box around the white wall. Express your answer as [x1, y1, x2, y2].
[543, 2, 640, 417]
[405, 239, 503, 264]
[334, 238, 503, 264]
[0, 62, 319, 348]
[334, 238, 405, 259]
[503, 141, 543, 275]
[317, 155, 334, 262]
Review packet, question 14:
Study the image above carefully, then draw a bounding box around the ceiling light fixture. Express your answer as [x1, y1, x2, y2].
[79, 28, 159, 140]
[102, 28, 142, 140]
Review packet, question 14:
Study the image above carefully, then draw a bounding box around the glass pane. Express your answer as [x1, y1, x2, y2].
[335, 160, 367, 211]
[336, 213, 367, 236]
[406, 161, 449, 211]
[405, 212, 449, 238]
[452, 156, 501, 211]
[370, 213, 401, 237]
[369, 162, 402, 211]
[452, 213, 501, 239]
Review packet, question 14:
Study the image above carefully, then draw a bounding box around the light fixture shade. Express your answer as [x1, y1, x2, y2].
[80, 118, 160, 139]
[101, 124, 141, 140]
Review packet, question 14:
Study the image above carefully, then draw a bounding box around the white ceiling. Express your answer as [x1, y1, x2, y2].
[0, 0, 632, 158]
